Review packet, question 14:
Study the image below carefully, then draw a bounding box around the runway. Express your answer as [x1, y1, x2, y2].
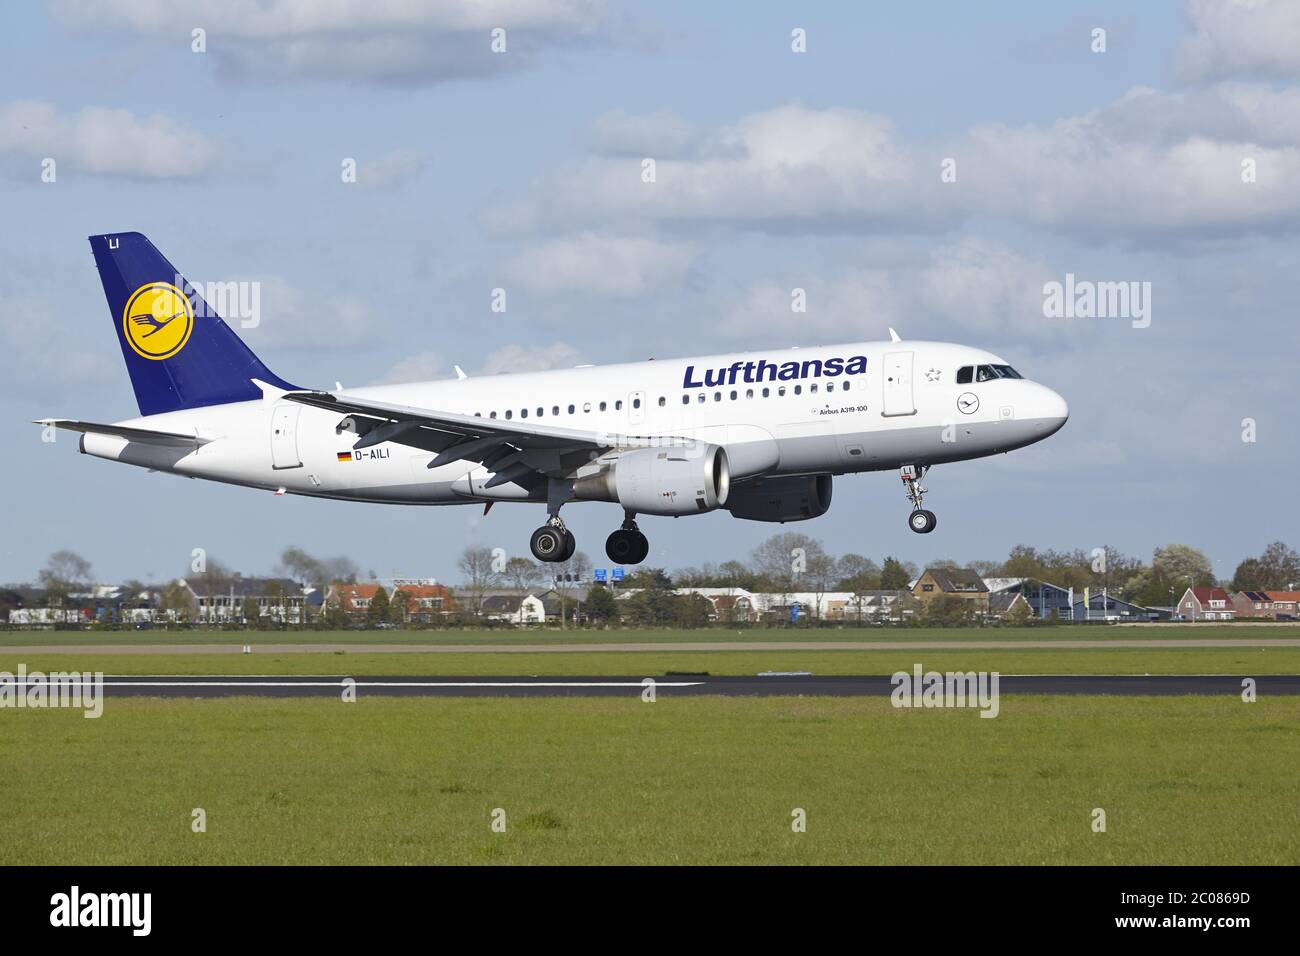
[56, 673, 1300, 698]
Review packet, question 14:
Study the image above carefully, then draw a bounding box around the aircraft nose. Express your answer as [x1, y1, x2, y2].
[1034, 384, 1069, 435]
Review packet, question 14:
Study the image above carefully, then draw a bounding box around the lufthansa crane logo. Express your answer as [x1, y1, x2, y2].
[122, 282, 194, 360]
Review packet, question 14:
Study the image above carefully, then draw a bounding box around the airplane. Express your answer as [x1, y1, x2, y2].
[36, 232, 1068, 565]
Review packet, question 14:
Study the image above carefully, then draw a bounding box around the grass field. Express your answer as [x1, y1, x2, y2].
[2, 624, 1294, 646]
[1, 694, 1295, 865]
[1, 646, 1298, 676]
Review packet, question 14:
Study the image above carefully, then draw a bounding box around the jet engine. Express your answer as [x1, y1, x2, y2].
[724, 474, 832, 522]
[572, 444, 730, 516]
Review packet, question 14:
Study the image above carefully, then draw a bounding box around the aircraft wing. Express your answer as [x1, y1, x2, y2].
[283, 390, 674, 482]
[33, 419, 211, 448]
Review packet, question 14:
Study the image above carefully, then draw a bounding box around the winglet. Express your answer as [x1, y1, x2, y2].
[888, 328, 902, 343]
[454, 365, 468, 380]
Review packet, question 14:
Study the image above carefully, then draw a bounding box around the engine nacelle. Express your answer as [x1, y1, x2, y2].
[572, 444, 730, 516]
[725, 474, 832, 523]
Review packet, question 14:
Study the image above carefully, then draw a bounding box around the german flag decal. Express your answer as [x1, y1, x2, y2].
[337, 451, 353, 462]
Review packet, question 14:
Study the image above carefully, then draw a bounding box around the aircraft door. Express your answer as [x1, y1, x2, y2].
[881, 351, 916, 417]
[271, 403, 303, 469]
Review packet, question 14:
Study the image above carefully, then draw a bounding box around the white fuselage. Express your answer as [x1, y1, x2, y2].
[79, 339, 1068, 507]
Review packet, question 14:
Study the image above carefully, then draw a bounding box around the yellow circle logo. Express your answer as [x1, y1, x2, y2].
[122, 282, 194, 360]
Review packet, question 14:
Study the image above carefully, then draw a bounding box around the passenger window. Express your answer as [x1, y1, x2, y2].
[714, 392, 721, 402]
[552, 405, 559, 415]
[697, 393, 705, 403]
[633, 398, 641, 408]
[729, 390, 737, 400]
[658, 396, 665, 407]
[810, 383, 818, 393]
[745, 388, 753, 399]
[505, 410, 513, 420]
[568, 404, 575, 414]
[583, 403, 591, 413]
[521, 409, 528, 418]
[490, 412, 497, 419]
[794, 385, 802, 395]
[682, 395, 689, 405]
[778, 387, 786, 397]
[615, 400, 622, 411]
[762, 387, 770, 398]
[536, 407, 543, 417]
[843, 381, 850, 392]
[956, 366, 973, 384]
[826, 383, 834, 392]
[599, 401, 607, 411]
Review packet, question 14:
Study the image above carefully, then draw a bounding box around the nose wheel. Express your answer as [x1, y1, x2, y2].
[530, 518, 576, 562]
[605, 515, 649, 565]
[901, 465, 937, 534]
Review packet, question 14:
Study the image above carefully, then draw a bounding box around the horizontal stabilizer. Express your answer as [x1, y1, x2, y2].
[33, 418, 210, 448]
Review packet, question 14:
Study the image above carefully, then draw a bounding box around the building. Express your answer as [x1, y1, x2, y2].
[1072, 592, 1159, 622]
[1174, 586, 1235, 621]
[983, 577, 1073, 620]
[184, 576, 307, 625]
[1230, 590, 1276, 619]
[1265, 591, 1300, 620]
[325, 582, 454, 623]
[911, 568, 990, 612]
[481, 593, 546, 624]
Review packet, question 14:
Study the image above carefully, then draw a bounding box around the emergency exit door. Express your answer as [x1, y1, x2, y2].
[881, 351, 916, 417]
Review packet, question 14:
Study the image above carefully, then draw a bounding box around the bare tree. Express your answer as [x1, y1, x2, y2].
[457, 546, 502, 618]
[38, 550, 93, 600]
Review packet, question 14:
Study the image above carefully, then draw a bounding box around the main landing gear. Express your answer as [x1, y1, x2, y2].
[605, 514, 649, 565]
[530, 517, 575, 563]
[901, 465, 937, 534]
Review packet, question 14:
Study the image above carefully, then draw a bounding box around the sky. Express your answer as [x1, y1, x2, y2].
[2, 0, 1298, 587]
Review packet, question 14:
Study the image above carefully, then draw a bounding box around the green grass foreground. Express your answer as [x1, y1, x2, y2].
[0, 695, 1295, 865]
[1, 646, 1298, 676]
[2, 624, 1294, 646]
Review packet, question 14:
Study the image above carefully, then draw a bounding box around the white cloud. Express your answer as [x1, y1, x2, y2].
[481, 342, 582, 374]
[717, 238, 1057, 345]
[0, 101, 215, 179]
[486, 90, 1300, 242]
[505, 233, 695, 298]
[358, 148, 429, 189]
[375, 350, 444, 384]
[1180, 0, 1300, 81]
[53, 0, 615, 86]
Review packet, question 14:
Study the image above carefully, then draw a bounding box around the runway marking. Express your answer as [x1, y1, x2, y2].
[23, 679, 702, 689]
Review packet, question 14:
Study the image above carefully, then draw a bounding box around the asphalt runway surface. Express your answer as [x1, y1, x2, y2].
[49, 673, 1300, 698]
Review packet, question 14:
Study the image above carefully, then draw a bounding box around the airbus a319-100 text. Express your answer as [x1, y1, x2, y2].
[37, 233, 1068, 565]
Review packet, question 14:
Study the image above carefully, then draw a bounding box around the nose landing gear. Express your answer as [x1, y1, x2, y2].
[902, 465, 937, 534]
[605, 513, 649, 565]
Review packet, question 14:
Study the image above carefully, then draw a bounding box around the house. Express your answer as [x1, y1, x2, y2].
[911, 568, 989, 612]
[325, 582, 454, 623]
[1072, 592, 1159, 621]
[1174, 586, 1235, 621]
[983, 577, 1073, 620]
[1230, 590, 1276, 619]
[184, 576, 307, 624]
[989, 591, 1031, 618]
[481, 593, 546, 624]
[1266, 591, 1300, 620]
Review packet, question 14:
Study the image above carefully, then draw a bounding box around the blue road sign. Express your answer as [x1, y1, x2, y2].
[594, 568, 607, 582]
[612, 567, 625, 581]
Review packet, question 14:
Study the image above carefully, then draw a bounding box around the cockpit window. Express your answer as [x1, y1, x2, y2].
[956, 366, 973, 384]
[994, 365, 1022, 379]
[975, 364, 1023, 382]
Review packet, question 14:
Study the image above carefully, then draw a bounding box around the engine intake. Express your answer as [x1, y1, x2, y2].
[725, 474, 832, 523]
[572, 444, 730, 516]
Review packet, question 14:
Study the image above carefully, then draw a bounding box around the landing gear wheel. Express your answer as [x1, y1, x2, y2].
[607, 529, 650, 564]
[559, 530, 576, 562]
[530, 526, 567, 562]
[606, 529, 639, 564]
[908, 509, 937, 534]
